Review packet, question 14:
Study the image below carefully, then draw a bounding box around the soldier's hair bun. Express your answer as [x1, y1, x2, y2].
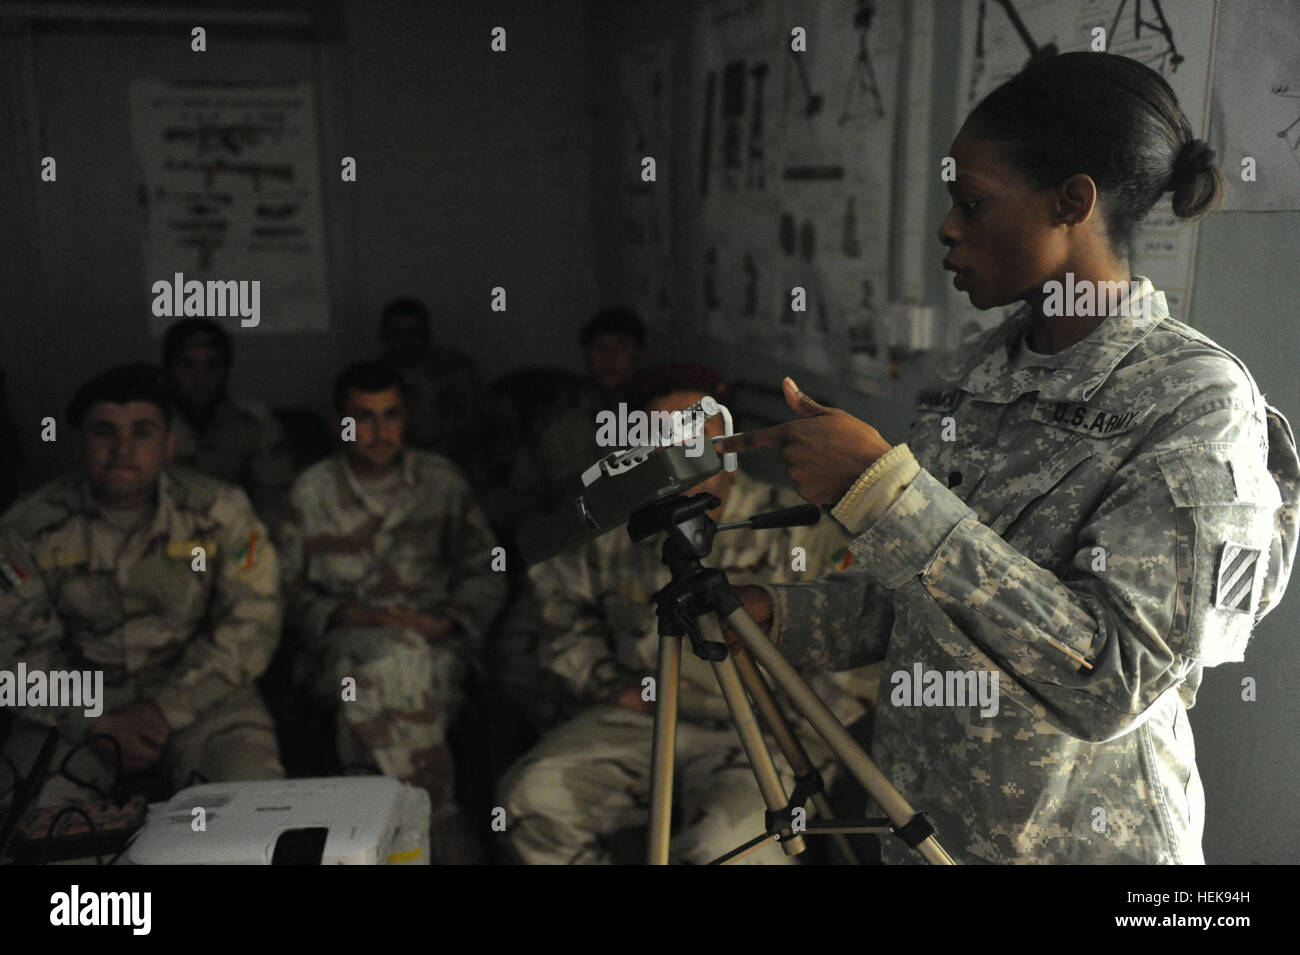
[1169, 138, 1224, 219]
[964, 52, 1225, 258]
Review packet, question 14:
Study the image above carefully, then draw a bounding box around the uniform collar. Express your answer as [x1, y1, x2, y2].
[74, 469, 172, 538]
[960, 276, 1168, 404]
[338, 449, 417, 513]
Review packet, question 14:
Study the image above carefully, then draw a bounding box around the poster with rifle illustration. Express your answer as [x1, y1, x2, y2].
[693, 0, 901, 391]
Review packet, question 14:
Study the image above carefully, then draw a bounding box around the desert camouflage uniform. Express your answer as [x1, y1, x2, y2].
[279, 449, 507, 850]
[393, 347, 503, 490]
[766, 279, 1299, 864]
[505, 380, 609, 521]
[492, 381, 621, 728]
[171, 394, 296, 529]
[0, 465, 284, 799]
[499, 470, 883, 864]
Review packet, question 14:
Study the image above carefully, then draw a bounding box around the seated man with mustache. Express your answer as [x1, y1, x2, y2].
[280, 361, 507, 864]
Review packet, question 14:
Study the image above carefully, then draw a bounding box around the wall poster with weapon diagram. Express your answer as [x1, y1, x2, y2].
[947, 0, 1216, 346]
[693, 0, 902, 392]
[1207, 0, 1300, 212]
[694, 0, 785, 348]
[776, 0, 901, 390]
[620, 41, 677, 334]
[130, 80, 331, 335]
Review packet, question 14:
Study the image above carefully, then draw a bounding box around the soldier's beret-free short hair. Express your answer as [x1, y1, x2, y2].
[67, 363, 173, 428]
[334, 361, 406, 411]
[161, 317, 233, 368]
[580, 306, 646, 348]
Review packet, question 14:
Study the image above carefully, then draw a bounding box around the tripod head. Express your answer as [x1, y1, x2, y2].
[629, 492, 821, 660]
[629, 491, 823, 576]
[628, 492, 721, 579]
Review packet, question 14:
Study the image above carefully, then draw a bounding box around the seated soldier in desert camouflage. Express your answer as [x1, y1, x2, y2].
[280, 361, 507, 864]
[162, 318, 296, 531]
[0, 363, 284, 801]
[376, 298, 504, 493]
[504, 306, 648, 524]
[497, 366, 882, 864]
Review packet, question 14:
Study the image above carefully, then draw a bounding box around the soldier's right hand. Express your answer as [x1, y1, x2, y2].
[610, 684, 655, 714]
[733, 586, 774, 635]
[90, 702, 169, 773]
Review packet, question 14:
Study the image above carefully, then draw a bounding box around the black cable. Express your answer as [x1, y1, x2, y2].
[41, 805, 102, 867]
[57, 733, 122, 801]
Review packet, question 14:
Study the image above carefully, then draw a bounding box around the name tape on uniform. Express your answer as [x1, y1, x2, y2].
[1032, 398, 1154, 438]
[915, 389, 962, 413]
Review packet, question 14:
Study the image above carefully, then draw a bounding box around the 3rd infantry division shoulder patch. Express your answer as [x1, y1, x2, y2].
[1215, 541, 1262, 613]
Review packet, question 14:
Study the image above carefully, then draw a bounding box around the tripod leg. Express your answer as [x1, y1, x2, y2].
[706, 641, 807, 859]
[725, 607, 956, 865]
[647, 634, 681, 865]
[722, 629, 859, 864]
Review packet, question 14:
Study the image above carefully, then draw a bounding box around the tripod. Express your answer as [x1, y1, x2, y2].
[631, 492, 953, 865]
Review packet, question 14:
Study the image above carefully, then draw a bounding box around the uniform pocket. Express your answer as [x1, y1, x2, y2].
[1158, 443, 1281, 509]
[1156, 443, 1281, 663]
[988, 440, 1096, 538]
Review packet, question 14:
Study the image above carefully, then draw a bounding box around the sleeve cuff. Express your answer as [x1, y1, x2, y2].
[148, 688, 194, 732]
[849, 466, 977, 590]
[589, 660, 630, 702]
[831, 444, 922, 536]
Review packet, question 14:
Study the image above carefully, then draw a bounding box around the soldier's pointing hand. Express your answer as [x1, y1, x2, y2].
[713, 377, 893, 506]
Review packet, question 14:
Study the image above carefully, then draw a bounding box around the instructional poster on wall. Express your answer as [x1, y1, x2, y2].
[620, 41, 676, 333]
[130, 80, 331, 335]
[947, 0, 1217, 345]
[693, 0, 900, 390]
[1207, 0, 1300, 212]
[695, 0, 785, 347]
[776, 0, 900, 388]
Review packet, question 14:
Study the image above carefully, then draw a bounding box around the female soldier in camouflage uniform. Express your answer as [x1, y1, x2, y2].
[719, 52, 1299, 865]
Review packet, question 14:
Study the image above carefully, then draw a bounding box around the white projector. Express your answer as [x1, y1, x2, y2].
[124, 776, 430, 865]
